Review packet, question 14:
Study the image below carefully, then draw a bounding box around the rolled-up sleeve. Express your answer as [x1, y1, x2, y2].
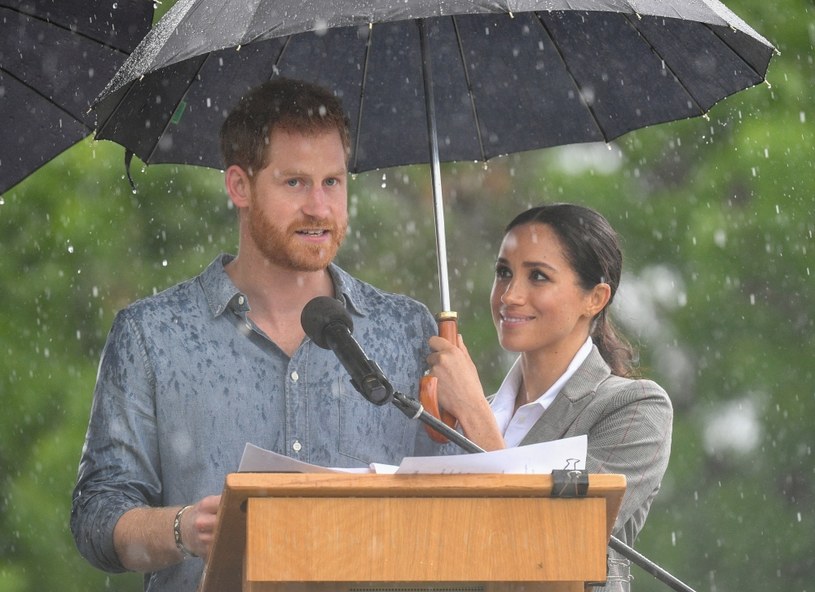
[70, 310, 162, 572]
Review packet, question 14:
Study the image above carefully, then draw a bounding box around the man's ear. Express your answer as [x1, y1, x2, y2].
[587, 283, 612, 317]
[224, 165, 252, 208]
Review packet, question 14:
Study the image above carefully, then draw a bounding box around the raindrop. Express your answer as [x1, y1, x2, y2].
[800, 111, 806, 123]
[714, 230, 726, 248]
[67, 244, 74, 254]
[314, 18, 329, 36]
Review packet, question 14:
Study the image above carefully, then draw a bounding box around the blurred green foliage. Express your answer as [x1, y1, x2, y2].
[1, 1, 813, 591]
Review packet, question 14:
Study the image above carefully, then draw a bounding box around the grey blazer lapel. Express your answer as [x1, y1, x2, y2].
[519, 347, 611, 446]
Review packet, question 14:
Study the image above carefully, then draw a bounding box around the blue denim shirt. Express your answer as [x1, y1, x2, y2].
[71, 254, 440, 592]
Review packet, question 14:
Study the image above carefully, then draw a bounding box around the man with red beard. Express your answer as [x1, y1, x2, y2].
[71, 79, 439, 592]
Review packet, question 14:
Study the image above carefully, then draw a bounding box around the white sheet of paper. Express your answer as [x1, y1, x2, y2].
[238, 435, 586, 475]
[395, 435, 587, 474]
[238, 443, 369, 473]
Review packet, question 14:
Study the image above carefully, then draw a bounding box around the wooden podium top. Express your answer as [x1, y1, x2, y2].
[198, 472, 625, 592]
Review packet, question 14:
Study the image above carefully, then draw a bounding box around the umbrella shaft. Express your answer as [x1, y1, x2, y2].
[419, 19, 451, 313]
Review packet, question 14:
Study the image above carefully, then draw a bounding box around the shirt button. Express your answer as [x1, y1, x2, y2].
[290, 371, 299, 382]
[238, 295, 245, 305]
[292, 440, 302, 452]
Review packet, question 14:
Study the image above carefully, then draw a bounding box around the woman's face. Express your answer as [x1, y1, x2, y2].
[490, 222, 606, 358]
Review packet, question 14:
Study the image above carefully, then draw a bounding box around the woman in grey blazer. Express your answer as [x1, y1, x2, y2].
[427, 203, 673, 591]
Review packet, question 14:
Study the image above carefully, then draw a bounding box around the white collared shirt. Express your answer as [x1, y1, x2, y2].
[490, 337, 593, 447]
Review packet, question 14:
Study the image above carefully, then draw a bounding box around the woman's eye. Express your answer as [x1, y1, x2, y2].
[495, 265, 511, 279]
[530, 270, 549, 282]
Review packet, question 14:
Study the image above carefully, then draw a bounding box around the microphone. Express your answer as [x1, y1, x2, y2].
[301, 296, 393, 405]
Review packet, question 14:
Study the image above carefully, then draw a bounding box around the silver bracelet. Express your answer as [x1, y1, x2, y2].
[173, 505, 198, 558]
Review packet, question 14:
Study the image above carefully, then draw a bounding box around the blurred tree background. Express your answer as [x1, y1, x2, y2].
[1, 1, 813, 591]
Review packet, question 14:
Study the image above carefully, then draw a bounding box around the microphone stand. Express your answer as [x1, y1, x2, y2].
[387, 387, 697, 592]
[390, 390, 484, 454]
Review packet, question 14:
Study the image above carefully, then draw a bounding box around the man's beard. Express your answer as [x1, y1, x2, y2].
[248, 209, 347, 272]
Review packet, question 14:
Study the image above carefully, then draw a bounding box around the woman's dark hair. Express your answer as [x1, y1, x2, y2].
[505, 203, 636, 377]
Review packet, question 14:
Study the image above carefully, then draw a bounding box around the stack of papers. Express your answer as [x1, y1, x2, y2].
[238, 435, 587, 475]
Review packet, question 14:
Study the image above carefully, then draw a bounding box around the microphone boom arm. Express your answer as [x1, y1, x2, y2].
[390, 390, 485, 454]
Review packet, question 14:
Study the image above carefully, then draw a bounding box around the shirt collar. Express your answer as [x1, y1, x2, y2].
[490, 337, 594, 432]
[198, 254, 370, 319]
[326, 264, 371, 319]
[199, 254, 241, 317]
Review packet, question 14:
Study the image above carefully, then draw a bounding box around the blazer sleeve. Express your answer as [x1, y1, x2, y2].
[581, 376, 673, 543]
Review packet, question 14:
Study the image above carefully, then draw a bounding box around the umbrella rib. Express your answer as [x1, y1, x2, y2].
[267, 35, 292, 79]
[351, 23, 374, 173]
[621, 14, 706, 116]
[701, 21, 767, 82]
[532, 12, 609, 142]
[450, 15, 487, 162]
[143, 55, 212, 165]
[1, 5, 139, 57]
[0, 65, 89, 126]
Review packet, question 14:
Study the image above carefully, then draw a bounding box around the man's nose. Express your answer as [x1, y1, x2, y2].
[302, 185, 331, 218]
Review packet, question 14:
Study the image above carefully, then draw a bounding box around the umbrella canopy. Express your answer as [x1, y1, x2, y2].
[92, 0, 775, 311]
[0, 0, 153, 193]
[94, 0, 774, 173]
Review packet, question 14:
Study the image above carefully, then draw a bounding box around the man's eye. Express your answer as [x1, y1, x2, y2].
[325, 178, 338, 187]
[286, 179, 300, 187]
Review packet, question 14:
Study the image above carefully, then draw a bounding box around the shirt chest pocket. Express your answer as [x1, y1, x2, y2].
[335, 377, 415, 465]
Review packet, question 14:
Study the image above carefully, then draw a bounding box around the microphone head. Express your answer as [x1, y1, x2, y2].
[301, 296, 353, 349]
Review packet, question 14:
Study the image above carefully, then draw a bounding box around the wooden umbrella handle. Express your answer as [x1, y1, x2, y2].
[419, 312, 459, 443]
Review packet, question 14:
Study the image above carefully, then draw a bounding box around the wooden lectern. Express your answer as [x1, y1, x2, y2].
[198, 472, 625, 592]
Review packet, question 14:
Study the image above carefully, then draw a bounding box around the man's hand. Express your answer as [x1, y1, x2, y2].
[179, 495, 221, 559]
[113, 494, 222, 572]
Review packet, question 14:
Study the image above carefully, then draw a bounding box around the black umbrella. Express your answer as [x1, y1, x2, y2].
[92, 0, 775, 316]
[0, 0, 153, 193]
